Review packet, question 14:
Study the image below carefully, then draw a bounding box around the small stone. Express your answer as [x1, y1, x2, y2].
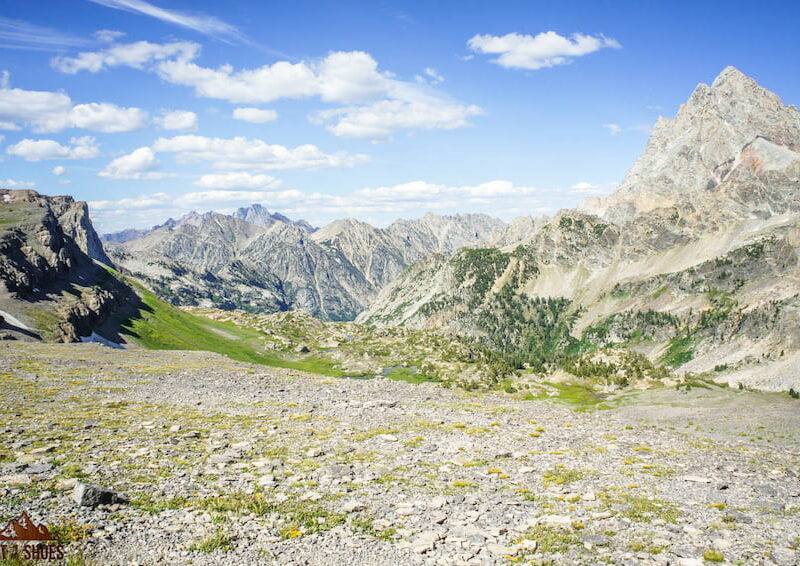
[257, 475, 276, 487]
[72, 482, 127, 507]
[582, 534, 609, 548]
[538, 515, 572, 528]
[411, 530, 441, 554]
[487, 543, 517, 556]
[299, 491, 322, 501]
[208, 454, 236, 465]
[1, 474, 31, 486]
[341, 500, 365, 513]
[680, 475, 711, 483]
[56, 478, 78, 490]
[29, 445, 56, 455]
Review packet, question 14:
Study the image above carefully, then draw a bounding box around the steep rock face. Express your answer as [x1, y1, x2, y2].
[109, 209, 505, 320]
[0, 189, 110, 294]
[0, 189, 133, 342]
[579, 66, 800, 222]
[360, 67, 800, 390]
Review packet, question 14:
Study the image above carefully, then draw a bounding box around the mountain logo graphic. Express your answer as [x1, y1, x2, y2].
[0, 512, 54, 542]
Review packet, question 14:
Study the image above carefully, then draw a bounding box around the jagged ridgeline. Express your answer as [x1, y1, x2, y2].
[360, 67, 800, 391]
[102, 208, 506, 321]
[2, 66, 800, 392]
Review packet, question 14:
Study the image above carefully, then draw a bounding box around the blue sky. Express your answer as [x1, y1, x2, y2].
[1, 0, 798, 232]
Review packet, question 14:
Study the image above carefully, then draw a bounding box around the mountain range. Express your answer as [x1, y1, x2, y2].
[103, 207, 506, 320]
[1, 66, 799, 390]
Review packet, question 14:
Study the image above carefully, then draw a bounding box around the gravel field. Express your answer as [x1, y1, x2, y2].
[1, 342, 798, 565]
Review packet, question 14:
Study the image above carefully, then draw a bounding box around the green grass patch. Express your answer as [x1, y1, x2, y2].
[195, 493, 346, 538]
[118, 282, 343, 376]
[383, 367, 441, 384]
[543, 467, 583, 486]
[515, 524, 581, 554]
[129, 494, 189, 514]
[658, 335, 694, 368]
[702, 549, 725, 562]
[526, 382, 616, 411]
[189, 528, 233, 553]
[600, 491, 680, 523]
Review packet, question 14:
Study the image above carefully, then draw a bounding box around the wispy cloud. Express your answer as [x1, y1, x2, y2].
[603, 122, 652, 136]
[87, 0, 249, 44]
[0, 17, 92, 51]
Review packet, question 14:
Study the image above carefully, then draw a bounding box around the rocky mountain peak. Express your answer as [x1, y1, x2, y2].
[235, 203, 314, 232]
[579, 66, 800, 222]
[712, 65, 751, 87]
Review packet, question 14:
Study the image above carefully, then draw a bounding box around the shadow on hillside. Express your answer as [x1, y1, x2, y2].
[0, 318, 40, 340]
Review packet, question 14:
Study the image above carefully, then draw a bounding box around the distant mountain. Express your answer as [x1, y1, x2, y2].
[359, 67, 800, 391]
[106, 208, 505, 320]
[101, 204, 315, 244]
[234, 203, 316, 232]
[101, 218, 177, 244]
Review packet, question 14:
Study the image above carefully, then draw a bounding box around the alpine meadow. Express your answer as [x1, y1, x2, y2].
[0, 2, 799, 565]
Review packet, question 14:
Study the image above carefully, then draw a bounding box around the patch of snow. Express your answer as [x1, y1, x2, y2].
[80, 332, 124, 350]
[0, 310, 31, 330]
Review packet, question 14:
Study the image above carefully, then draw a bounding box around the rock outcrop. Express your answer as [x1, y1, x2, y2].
[0, 189, 134, 342]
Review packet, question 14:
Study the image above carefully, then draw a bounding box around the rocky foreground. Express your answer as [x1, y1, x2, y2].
[1, 343, 798, 565]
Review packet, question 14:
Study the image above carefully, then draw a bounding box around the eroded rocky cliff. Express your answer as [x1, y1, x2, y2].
[0, 189, 135, 342]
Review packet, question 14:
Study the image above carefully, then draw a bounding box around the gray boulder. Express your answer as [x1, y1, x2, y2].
[72, 482, 127, 507]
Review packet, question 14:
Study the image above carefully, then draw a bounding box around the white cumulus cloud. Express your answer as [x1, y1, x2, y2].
[6, 137, 99, 161]
[99, 146, 172, 180]
[52, 40, 199, 74]
[151, 135, 369, 170]
[155, 50, 388, 105]
[52, 165, 66, 176]
[0, 178, 35, 188]
[69, 102, 148, 133]
[155, 109, 198, 130]
[569, 181, 616, 195]
[311, 100, 483, 141]
[232, 108, 278, 124]
[468, 31, 621, 70]
[0, 79, 147, 133]
[52, 42, 482, 141]
[194, 172, 282, 190]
